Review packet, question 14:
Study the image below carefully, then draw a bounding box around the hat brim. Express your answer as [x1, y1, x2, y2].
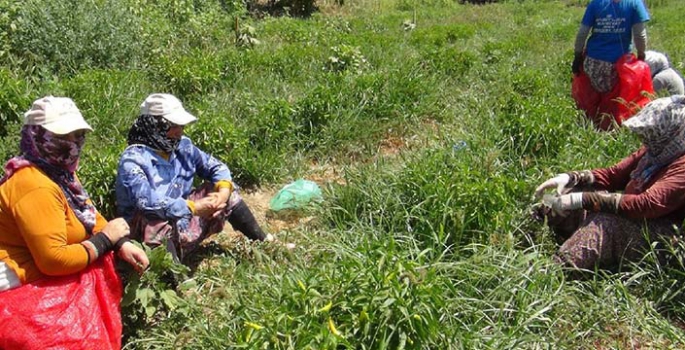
[162, 110, 197, 126]
[41, 119, 93, 135]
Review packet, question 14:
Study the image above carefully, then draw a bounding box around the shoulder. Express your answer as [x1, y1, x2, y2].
[615, 147, 646, 167]
[588, 0, 605, 8]
[119, 145, 155, 163]
[176, 137, 197, 153]
[671, 152, 685, 166]
[2, 166, 63, 200]
[661, 153, 685, 177]
[117, 145, 162, 174]
[175, 137, 206, 159]
[9, 166, 59, 190]
[631, 0, 650, 19]
[660, 69, 682, 79]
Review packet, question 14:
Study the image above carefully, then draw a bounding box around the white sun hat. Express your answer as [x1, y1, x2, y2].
[140, 93, 197, 126]
[24, 96, 92, 135]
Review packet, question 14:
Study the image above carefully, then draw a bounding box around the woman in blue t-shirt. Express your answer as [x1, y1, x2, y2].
[572, 0, 650, 93]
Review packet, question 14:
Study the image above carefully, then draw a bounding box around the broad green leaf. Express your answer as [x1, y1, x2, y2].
[160, 289, 180, 311]
[136, 287, 155, 308]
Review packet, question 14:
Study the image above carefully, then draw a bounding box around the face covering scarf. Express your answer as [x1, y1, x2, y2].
[627, 96, 685, 191]
[0, 125, 96, 233]
[127, 114, 180, 153]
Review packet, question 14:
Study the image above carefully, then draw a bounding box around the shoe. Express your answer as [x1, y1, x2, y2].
[265, 233, 296, 249]
[226, 200, 267, 241]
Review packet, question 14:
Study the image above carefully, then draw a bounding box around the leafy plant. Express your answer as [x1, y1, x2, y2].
[236, 24, 261, 48]
[0, 0, 21, 58]
[121, 242, 191, 336]
[149, 48, 227, 98]
[0, 68, 34, 136]
[325, 45, 368, 74]
[6, 0, 144, 75]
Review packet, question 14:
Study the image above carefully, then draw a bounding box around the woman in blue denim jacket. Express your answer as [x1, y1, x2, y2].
[115, 93, 269, 261]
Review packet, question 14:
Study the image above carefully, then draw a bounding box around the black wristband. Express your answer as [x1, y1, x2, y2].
[566, 170, 595, 189]
[113, 237, 130, 251]
[582, 192, 622, 214]
[85, 233, 114, 257]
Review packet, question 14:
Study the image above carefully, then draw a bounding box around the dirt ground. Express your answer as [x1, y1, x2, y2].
[222, 186, 302, 238]
[219, 126, 426, 242]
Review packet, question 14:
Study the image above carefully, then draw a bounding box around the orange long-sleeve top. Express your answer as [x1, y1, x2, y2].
[0, 166, 108, 284]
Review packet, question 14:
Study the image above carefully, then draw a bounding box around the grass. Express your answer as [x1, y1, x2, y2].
[1, 0, 685, 348]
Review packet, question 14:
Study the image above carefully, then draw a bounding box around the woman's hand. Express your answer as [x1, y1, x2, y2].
[548, 193, 584, 213]
[117, 241, 149, 274]
[194, 197, 226, 218]
[206, 188, 231, 218]
[534, 174, 571, 200]
[572, 53, 583, 75]
[212, 187, 232, 206]
[100, 218, 131, 244]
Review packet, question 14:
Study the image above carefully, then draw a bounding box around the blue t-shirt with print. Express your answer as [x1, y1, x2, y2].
[582, 0, 650, 63]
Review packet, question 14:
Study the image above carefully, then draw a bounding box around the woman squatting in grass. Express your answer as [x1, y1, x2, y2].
[644, 50, 685, 96]
[115, 93, 281, 263]
[0, 96, 149, 349]
[534, 96, 685, 276]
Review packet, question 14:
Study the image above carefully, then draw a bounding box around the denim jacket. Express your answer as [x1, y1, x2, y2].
[115, 136, 232, 222]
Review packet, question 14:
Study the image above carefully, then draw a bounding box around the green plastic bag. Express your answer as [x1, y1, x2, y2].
[269, 179, 322, 211]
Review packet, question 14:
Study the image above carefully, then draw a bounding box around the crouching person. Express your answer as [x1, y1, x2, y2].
[115, 93, 271, 262]
[0, 96, 149, 349]
[645, 50, 685, 96]
[534, 96, 685, 277]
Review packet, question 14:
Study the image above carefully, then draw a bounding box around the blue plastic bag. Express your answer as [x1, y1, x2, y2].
[269, 179, 322, 211]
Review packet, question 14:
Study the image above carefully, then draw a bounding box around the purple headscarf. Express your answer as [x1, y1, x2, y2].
[0, 125, 97, 233]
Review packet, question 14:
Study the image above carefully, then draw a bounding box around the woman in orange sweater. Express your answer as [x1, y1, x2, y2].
[0, 96, 149, 350]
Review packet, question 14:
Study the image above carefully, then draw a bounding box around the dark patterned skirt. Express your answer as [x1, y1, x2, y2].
[547, 209, 679, 272]
[584, 56, 618, 93]
[129, 183, 243, 261]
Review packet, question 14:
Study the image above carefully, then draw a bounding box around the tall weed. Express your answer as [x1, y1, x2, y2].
[0, 68, 35, 136]
[7, 0, 144, 75]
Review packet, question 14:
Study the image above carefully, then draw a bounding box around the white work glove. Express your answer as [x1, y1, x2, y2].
[546, 192, 583, 213]
[533, 173, 571, 199]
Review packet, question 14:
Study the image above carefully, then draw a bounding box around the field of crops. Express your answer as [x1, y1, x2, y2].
[2, 0, 685, 348]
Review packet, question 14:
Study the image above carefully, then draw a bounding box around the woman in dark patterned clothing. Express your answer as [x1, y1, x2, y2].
[534, 95, 685, 273]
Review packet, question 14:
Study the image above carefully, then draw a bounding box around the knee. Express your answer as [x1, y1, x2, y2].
[555, 242, 599, 271]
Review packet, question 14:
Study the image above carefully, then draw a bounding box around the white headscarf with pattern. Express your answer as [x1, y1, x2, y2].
[644, 50, 669, 78]
[624, 95, 685, 189]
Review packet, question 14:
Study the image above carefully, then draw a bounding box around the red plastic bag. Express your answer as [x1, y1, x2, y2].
[572, 53, 654, 131]
[0, 253, 123, 350]
[572, 70, 601, 119]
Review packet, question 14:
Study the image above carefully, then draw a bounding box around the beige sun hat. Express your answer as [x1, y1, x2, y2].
[24, 96, 92, 135]
[140, 93, 197, 126]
